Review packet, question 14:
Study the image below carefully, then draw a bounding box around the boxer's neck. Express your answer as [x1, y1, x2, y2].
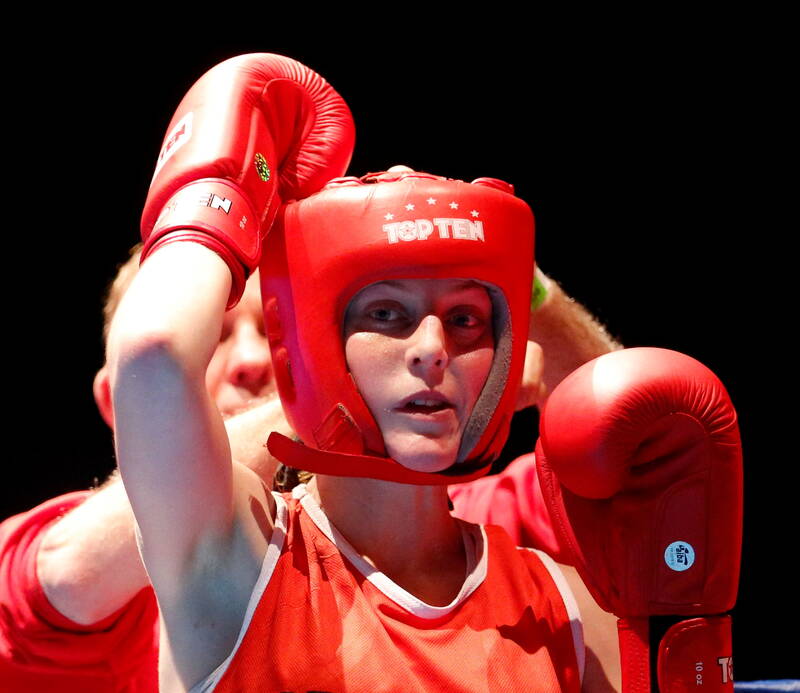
[306, 475, 466, 606]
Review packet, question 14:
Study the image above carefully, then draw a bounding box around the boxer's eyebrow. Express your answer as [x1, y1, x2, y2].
[372, 280, 405, 290]
[449, 280, 486, 292]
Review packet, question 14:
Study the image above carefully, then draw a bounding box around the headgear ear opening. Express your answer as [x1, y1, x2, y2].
[260, 171, 535, 485]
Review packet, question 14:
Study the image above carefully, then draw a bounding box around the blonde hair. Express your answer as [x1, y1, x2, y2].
[102, 244, 143, 342]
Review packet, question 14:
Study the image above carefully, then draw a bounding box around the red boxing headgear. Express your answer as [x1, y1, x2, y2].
[261, 170, 535, 484]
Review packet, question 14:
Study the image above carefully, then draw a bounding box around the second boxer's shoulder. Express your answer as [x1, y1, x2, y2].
[2, 490, 92, 533]
[0, 492, 90, 588]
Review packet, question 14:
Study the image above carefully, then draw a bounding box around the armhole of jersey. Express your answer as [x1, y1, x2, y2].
[189, 492, 289, 693]
[533, 549, 586, 685]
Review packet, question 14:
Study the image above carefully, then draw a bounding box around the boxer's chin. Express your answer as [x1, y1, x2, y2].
[383, 430, 459, 474]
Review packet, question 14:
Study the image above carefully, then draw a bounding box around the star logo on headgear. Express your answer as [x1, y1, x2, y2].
[380, 197, 486, 244]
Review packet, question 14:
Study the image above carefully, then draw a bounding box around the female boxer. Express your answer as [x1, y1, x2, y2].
[109, 167, 619, 692]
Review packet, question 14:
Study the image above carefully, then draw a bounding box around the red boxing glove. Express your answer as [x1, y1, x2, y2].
[140, 53, 355, 306]
[536, 347, 743, 693]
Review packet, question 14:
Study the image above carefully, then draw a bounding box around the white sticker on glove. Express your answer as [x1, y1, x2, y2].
[664, 541, 695, 572]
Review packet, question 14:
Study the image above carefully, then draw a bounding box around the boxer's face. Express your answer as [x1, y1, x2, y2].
[344, 278, 494, 472]
[205, 271, 275, 416]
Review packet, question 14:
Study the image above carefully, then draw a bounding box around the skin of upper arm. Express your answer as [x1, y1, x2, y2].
[106, 243, 283, 687]
[107, 243, 237, 589]
[559, 563, 621, 693]
[156, 461, 276, 689]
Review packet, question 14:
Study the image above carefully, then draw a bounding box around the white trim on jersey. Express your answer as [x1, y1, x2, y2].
[294, 483, 488, 619]
[530, 547, 586, 685]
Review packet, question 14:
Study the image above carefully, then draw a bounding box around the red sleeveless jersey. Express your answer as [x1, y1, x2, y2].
[194, 485, 583, 693]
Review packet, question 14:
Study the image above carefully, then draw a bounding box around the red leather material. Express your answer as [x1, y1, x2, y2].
[140, 53, 355, 306]
[262, 171, 534, 483]
[536, 347, 743, 618]
[658, 616, 734, 692]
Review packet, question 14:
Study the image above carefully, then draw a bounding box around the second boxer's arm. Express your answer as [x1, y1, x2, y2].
[529, 271, 622, 399]
[225, 394, 290, 481]
[35, 475, 146, 625]
[36, 398, 288, 626]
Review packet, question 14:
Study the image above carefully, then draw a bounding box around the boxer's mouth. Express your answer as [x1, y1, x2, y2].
[397, 392, 454, 414]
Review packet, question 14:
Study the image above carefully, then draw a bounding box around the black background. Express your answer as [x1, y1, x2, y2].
[1, 18, 791, 681]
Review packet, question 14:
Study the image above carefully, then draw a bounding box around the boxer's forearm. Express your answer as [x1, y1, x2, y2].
[529, 271, 622, 398]
[37, 398, 289, 625]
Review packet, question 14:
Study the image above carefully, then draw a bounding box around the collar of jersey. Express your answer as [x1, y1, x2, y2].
[291, 483, 488, 619]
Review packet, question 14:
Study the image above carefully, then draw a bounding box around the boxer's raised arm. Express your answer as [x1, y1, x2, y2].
[107, 242, 235, 583]
[108, 53, 354, 687]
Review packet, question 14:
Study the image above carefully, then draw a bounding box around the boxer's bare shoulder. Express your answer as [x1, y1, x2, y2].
[559, 563, 621, 693]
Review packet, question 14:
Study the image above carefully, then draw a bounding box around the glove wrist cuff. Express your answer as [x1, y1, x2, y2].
[141, 179, 265, 307]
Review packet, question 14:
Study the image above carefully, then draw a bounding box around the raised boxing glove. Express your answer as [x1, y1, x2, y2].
[536, 347, 743, 693]
[140, 53, 355, 306]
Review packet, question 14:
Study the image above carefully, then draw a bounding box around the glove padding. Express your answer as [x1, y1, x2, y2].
[536, 347, 742, 692]
[140, 53, 355, 306]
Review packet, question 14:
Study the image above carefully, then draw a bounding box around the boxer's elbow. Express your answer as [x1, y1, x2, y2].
[109, 329, 201, 403]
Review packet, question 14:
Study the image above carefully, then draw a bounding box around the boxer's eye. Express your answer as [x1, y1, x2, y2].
[363, 301, 411, 329]
[448, 312, 481, 329]
[446, 306, 491, 347]
[369, 306, 402, 322]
